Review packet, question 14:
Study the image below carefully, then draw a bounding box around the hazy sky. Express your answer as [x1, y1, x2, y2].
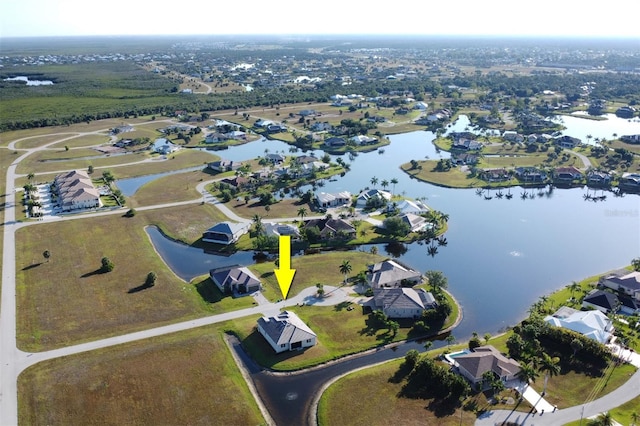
[2, 0, 640, 38]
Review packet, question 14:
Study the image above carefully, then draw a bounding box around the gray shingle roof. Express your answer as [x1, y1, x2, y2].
[257, 311, 316, 346]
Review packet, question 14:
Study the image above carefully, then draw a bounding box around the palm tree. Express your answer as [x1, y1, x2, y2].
[390, 178, 398, 195]
[252, 214, 264, 235]
[423, 340, 433, 352]
[339, 260, 352, 285]
[588, 412, 613, 426]
[370, 246, 378, 255]
[445, 334, 455, 348]
[516, 362, 539, 385]
[569, 281, 581, 301]
[630, 411, 638, 426]
[297, 207, 307, 222]
[381, 179, 389, 191]
[370, 176, 378, 187]
[27, 172, 35, 181]
[539, 353, 560, 396]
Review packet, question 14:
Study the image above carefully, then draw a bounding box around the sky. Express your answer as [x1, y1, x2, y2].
[2, 0, 640, 39]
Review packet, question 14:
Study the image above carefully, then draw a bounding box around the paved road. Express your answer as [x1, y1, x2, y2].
[2, 119, 640, 426]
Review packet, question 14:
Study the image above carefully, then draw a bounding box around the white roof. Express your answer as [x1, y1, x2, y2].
[544, 309, 613, 344]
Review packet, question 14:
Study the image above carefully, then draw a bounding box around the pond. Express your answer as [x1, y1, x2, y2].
[3, 76, 54, 86]
[145, 113, 640, 340]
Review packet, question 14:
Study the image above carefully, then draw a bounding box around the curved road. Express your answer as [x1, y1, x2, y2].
[1, 119, 638, 426]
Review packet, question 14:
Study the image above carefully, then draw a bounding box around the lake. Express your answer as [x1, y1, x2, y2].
[145, 114, 640, 340]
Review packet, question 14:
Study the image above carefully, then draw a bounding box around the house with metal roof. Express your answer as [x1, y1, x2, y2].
[257, 311, 317, 353]
[373, 288, 437, 318]
[544, 307, 614, 344]
[367, 259, 423, 289]
[202, 222, 250, 245]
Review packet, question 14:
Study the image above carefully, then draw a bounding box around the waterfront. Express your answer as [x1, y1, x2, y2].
[144, 114, 640, 341]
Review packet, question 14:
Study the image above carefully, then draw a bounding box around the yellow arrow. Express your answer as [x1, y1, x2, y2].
[274, 235, 296, 299]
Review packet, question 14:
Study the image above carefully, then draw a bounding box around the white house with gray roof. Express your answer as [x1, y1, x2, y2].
[544, 307, 614, 344]
[315, 191, 352, 208]
[257, 311, 317, 353]
[202, 222, 250, 245]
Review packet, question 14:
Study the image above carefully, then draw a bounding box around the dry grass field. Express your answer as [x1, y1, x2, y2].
[18, 325, 265, 425]
[14, 213, 207, 351]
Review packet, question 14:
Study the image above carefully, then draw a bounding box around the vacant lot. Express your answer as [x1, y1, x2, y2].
[140, 202, 229, 244]
[15, 213, 207, 351]
[18, 325, 264, 425]
[128, 168, 215, 207]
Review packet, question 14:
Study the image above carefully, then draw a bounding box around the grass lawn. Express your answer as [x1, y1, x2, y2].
[104, 149, 215, 179]
[16, 149, 150, 175]
[139, 202, 229, 244]
[128, 168, 215, 207]
[15, 213, 209, 351]
[317, 357, 530, 426]
[223, 197, 313, 220]
[18, 325, 265, 426]
[227, 302, 435, 371]
[248, 250, 384, 302]
[49, 134, 112, 149]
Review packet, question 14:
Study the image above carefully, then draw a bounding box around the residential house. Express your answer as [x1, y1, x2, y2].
[267, 124, 287, 134]
[426, 109, 451, 122]
[355, 189, 392, 208]
[208, 160, 243, 172]
[389, 199, 430, 215]
[226, 130, 247, 140]
[619, 173, 640, 191]
[479, 168, 510, 182]
[310, 122, 332, 132]
[555, 135, 581, 149]
[254, 119, 274, 128]
[295, 155, 319, 165]
[544, 307, 614, 344]
[554, 166, 583, 182]
[263, 222, 301, 240]
[620, 134, 640, 144]
[367, 259, 423, 289]
[372, 288, 437, 319]
[298, 109, 316, 117]
[413, 101, 429, 111]
[587, 170, 612, 186]
[150, 138, 180, 155]
[515, 167, 547, 183]
[452, 152, 479, 166]
[315, 191, 352, 208]
[303, 218, 356, 240]
[616, 106, 636, 118]
[582, 289, 620, 314]
[220, 176, 251, 189]
[351, 135, 377, 145]
[209, 265, 261, 295]
[324, 137, 346, 147]
[257, 311, 317, 353]
[266, 153, 286, 164]
[450, 346, 521, 389]
[502, 131, 523, 143]
[398, 213, 429, 232]
[202, 222, 250, 245]
[452, 139, 482, 151]
[54, 170, 101, 212]
[600, 270, 640, 301]
[204, 132, 229, 143]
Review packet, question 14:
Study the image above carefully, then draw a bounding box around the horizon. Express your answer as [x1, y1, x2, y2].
[2, 0, 640, 39]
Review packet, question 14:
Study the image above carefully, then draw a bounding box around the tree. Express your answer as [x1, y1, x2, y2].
[145, 271, 157, 287]
[445, 334, 456, 348]
[101, 256, 114, 273]
[569, 281, 581, 300]
[631, 411, 638, 426]
[316, 283, 325, 297]
[484, 333, 492, 345]
[390, 178, 398, 195]
[43, 250, 50, 263]
[516, 362, 539, 385]
[482, 371, 505, 398]
[423, 340, 433, 352]
[425, 270, 448, 294]
[587, 412, 613, 426]
[339, 260, 352, 285]
[539, 353, 560, 395]
[87, 165, 94, 174]
[370, 245, 378, 255]
[405, 349, 420, 368]
[27, 172, 35, 181]
[387, 320, 399, 337]
[381, 179, 389, 191]
[382, 216, 410, 239]
[570, 338, 584, 356]
[370, 176, 378, 187]
[632, 258, 640, 272]
[297, 207, 308, 222]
